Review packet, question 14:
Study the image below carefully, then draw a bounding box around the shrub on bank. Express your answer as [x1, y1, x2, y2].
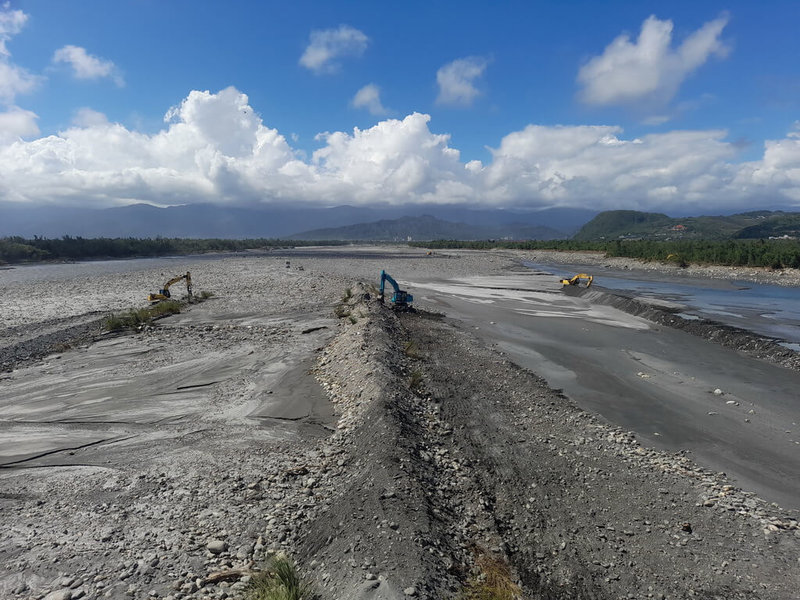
[103, 300, 182, 332]
[247, 555, 314, 600]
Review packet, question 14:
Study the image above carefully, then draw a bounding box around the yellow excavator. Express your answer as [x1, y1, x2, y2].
[148, 272, 193, 303]
[560, 273, 593, 288]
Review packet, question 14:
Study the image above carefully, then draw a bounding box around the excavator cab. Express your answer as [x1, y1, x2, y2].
[379, 270, 413, 310]
[148, 272, 193, 303]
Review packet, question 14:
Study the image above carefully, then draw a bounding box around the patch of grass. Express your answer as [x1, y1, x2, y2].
[403, 340, 422, 360]
[461, 554, 521, 600]
[334, 304, 351, 319]
[247, 555, 314, 600]
[103, 300, 182, 332]
[348, 315, 358, 324]
[409, 369, 423, 389]
[342, 287, 352, 301]
[149, 300, 182, 317]
[198, 290, 214, 299]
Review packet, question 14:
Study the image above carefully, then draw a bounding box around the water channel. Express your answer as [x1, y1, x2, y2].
[527, 261, 800, 348]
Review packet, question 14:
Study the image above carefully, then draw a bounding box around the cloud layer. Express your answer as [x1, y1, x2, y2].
[1, 86, 799, 212]
[578, 14, 729, 107]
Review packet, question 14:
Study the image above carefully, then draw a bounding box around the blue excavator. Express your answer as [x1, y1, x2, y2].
[379, 270, 413, 310]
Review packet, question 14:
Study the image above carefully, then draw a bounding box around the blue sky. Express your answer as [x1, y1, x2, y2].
[1, 0, 799, 214]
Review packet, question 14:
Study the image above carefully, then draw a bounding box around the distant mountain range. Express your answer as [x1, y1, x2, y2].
[5, 202, 796, 242]
[574, 210, 800, 241]
[289, 215, 565, 241]
[0, 202, 595, 239]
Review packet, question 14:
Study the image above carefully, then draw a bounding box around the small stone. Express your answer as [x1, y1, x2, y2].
[713, 388, 723, 395]
[206, 539, 228, 555]
[44, 590, 72, 600]
[404, 586, 417, 596]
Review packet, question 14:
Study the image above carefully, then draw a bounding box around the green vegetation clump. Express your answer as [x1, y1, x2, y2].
[247, 555, 314, 600]
[333, 304, 351, 319]
[409, 369, 423, 389]
[404, 340, 422, 360]
[460, 554, 521, 600]
[104, 300, 182, 332]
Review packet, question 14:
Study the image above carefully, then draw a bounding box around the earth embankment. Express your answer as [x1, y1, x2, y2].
[302, 288, 800, 599]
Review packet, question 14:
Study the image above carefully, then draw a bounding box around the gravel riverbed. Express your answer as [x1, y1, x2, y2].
[1, 247, 798, 600]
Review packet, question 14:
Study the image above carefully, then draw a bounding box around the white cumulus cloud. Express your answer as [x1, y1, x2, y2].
[0, 4, 40, 104]
[577, 14, 729, 107]
[312, 112, 473, 204]
[436, 56, 488, 106]
[299, 25, 368, 74]
[0, 60, 39, 103]
[0, 105, 38, 142]
[53, 45, 124, 86]
[1, 86, 800, 213]
[72, 107, 109, 128]
[0, 2, 27, 56]
[352, 83, 388, 115]
[482, 124, 739, 210]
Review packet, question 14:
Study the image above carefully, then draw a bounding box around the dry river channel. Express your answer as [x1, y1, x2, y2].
[0, 246, 798, 600]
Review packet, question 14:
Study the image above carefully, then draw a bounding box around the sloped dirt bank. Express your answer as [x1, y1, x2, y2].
[305, 288, 799, 599]
[0, 313, 106, 373]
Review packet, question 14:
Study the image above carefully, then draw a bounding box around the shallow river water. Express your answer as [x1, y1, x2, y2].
[527, 261, 800, 348]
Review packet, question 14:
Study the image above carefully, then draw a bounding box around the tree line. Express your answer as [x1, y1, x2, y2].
[4, 235, 799, 270]
[411, 238, 800, 269]
[0, 236, 347, 265]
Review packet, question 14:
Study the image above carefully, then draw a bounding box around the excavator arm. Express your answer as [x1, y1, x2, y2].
[148, 272, 192, 303]
[379, 270, 413, 309]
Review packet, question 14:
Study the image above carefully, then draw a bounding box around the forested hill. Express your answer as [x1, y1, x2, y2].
[574, 210, 800, 241]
